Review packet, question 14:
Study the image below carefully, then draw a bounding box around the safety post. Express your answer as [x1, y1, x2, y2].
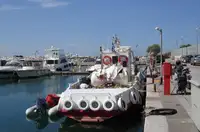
[163, 62, 172, 95]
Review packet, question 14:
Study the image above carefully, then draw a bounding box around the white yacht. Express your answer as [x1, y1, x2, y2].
[43, 46, 72, 72]
[0, 59, 51, 79]
[86, 58, 101, 72]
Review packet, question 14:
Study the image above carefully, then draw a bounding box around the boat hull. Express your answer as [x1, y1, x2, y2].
[0, 71, 16, 79]
[17, 69, 51, 78]
[59, 103, 143, 123]
[0, 69, 51, 79]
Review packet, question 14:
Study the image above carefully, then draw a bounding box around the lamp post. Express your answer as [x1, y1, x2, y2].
[196, 27, 200, 55]
[155, 27, 163, 85]
[181, 36, 184, 56]
[176, 40, 179, 48]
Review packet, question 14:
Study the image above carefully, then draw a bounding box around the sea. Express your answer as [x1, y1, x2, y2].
[0, 75, 144, 132]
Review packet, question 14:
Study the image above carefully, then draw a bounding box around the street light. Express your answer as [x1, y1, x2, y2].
[176, 40, 179, 48]
[196, 27, 200, 55]
[155, 27, 163, 85]
[181, 36, 184, 55]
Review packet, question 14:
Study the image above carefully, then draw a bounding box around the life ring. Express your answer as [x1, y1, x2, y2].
[118, 55, 128, 64]
[78, 99, 89, 110]
[130, 91, 137, 104]
[90, 99, 101, 111]
[103, 56, 112, 65]
[135, 89, 142, 104]
[63, 99, 74, 111]
[103, 99, 115, 111]
[137, 93, 142, 105]
[132, 89, 140, 104]
[117, 97, 128, 111]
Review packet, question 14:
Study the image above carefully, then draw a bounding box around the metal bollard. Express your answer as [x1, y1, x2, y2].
[152, 76, 154, 84]
[160, 76, 163, 85]
[153, 83, 156, 92]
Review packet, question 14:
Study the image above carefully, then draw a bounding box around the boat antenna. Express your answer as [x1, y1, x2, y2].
[112, 36, 115, 52]
[112, 34, 121, 60]
[115, 34, 120, 48]
[100, 46, 103, 73]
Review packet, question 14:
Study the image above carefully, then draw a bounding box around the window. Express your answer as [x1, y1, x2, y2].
[55, 60, 58, 64]
[23, 61, 32, 66]
[95, 60, 101, 64]
[60, 59, 67, 63]
[46, 60, 54, 64]
[122, 61, 127, 67]
[64, 64, 68, 68]
[5, 62, 22, 67]
[112, 56, 118, 64]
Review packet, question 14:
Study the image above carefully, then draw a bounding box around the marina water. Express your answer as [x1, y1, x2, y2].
[0, 75, 143, 132]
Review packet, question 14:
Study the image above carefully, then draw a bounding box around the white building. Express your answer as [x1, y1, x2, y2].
[171, 44, 200, 56]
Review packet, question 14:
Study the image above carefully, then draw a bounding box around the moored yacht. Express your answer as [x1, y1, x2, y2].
[43, 46, 72, 72]
[86, 58, 101, 72]
[0, 58, 51, 79]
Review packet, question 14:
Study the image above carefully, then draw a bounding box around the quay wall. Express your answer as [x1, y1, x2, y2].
[190, 80, 200, 131]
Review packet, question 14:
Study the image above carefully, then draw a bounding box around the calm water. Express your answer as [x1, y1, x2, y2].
[0, 75, 144, 132]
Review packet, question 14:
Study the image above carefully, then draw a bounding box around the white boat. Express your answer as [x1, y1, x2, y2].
[26, 36, 147, 123]
[43, 46, 72, 72]
[0, 59, 51, 79]
[86, 58, 101, 72]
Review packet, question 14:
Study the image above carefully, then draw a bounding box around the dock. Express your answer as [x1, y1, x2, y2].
[52, 71, 90, 75]
[144, 78, 199, 132]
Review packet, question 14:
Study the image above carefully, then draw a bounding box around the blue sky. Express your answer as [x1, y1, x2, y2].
[0, 0, 200, 56]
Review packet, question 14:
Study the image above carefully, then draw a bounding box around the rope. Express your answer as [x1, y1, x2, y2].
[145, 108, 177, 117]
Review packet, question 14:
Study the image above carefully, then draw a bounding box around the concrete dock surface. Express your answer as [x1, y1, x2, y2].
[144, 78, 199, 132]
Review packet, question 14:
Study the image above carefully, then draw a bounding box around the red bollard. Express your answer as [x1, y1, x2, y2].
[163, 62, 172, 95]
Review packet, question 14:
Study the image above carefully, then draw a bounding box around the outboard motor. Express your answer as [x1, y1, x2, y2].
[35, 98, 47, 115]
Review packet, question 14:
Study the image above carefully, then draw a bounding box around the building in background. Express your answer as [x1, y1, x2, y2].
[171, 44, 200, 56]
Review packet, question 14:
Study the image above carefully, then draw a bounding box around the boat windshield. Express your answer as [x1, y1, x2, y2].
[5, 62, 22, 67]
[46, 60, 58, 64]
[95, 60, 101, 64]
[23, 61, 33, 66]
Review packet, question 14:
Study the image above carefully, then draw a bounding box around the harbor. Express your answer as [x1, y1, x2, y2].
[0, 37, 147, 132]
[1, 0, 200, 131]
[0, 76, 143, 132]
[1, 36, 200, 132]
